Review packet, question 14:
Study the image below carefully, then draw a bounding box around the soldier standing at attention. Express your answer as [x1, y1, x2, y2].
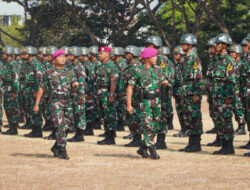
[178, 34, 203, 153]
[211, 33, 237, 155]
[34, 49, 80, 159]
[96, 47, 119, 145]
[127, 47, 169, 159]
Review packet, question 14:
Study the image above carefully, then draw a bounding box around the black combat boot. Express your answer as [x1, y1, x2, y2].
[97, 130, 116, 145]
[244, 152, 250, 156]
[2, 123, 18, 135]
[173, 129, 188, 137]
[239, 140, 250, 149]
[4, 124, 10, 128]
[93, 118, 101, 130]
[44, 127, 56, 140]
[18, 115, 25, 123]
[24, 127, 43, 138]
[207, 135, 222, 147]
[235, 124, 246, 135]
[20, 119, 32, 129]
[137, 144, 149, 158]
[167, 115, 174, 130]
[68, 128, 85, 142]
[213, 138, 235, 155]
[117, 119, 124, 131]
[56, 146, 70, 160]
[148, 145, 160, 160]
[125, 134, 142, 147]
[0, 120, 2, 126]
[42, 120, 53, 131]
[51, 142, 59, 157]
[184, 135, 201, 152]
[179, 135, 194, 152]
[206, 127, 217, 134]
[84, 123, 94, 136]
[123, 133, 133, 139]
[155, 133, 168, 150]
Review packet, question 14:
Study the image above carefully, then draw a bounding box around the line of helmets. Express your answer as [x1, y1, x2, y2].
[2, 33, 250, 57]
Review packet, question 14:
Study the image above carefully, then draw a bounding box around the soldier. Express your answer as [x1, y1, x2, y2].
[211, 33, 236, 155]
[206, 37, 217, 134]
[159, 46, 175, 131]
[178, 34, 203, 152]
[229, 45, 246, 135]
[1, 46, 19, 135]
[145, 36, 175, 149]
[67, 46, 86, 142]
[33, 49, 80, 159]
[113, 47, 127, 131]
[88, 46, 102, 130]
[240, 34, 250, 153]
[127, 47, 169, 159]
[79, 47, 95, 136]
[21, 46, 44, 138]
[96, 47, 118, 145]
[123, 45, 143, 147]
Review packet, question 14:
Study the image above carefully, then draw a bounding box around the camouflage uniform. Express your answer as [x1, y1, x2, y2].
[211, 52, 237, 140]
[95, 59, 119, 133]
[41, 66, 77, 148]
[129, 64, 166, 147]
[0, 61, 3, 126]
[176, 50, 203, 136]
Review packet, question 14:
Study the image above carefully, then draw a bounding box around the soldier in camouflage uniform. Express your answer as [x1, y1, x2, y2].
[178, 34, 203, 153]
[123, 45, 143, 147]
[34, 49, 81, 159]
[240, 35, 250, 153]
[159, 46, 175, 131]
[229, 45, 246, 135]
[96, 47, 119, 145]
[78, 47, 95, 136]
[211, 33, 237, 155]
[67, 46, 86, 142]
[1, 46, 19, 135]
[145, 36, 175, 149]
[113, 47, 127, 131]
[88, 46, 102, 130]
[127, 47, 169, 159]
[0, 54, 3, 129]
[19, 46, 44, 138]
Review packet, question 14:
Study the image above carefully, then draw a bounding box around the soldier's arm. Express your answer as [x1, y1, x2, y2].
[126, 84, 134, 114]
[225, 57, 237, 99]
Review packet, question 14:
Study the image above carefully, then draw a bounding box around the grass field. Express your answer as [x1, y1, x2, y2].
[0, 97, 250, 190]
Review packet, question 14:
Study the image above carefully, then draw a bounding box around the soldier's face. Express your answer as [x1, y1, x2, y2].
[48, 55, 53, 62]
[215, 43, 223, 52]
[99, 52, 110, 61]
[248, 40, 250, 48]
[230, 52, 237, 59]
[209, 46, 215, 54]
[174, 53, 181, 60]
[23, 53, 29, 60]
[181, 44, 188, 51]
[148, 55, 157, 65]
[55, 55, 66, 65]
[38, 53, 44, 59]
[242, 45, 248, 53]
[2, 53, 7, 59]
[68, 54, 75, 61]
[125, 53, 132, 60]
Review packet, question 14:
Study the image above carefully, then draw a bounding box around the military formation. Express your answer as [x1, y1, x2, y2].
[0, 33, 249, 160]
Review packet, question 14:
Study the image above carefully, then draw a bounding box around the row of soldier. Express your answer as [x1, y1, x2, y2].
[0, 33, 249, 160]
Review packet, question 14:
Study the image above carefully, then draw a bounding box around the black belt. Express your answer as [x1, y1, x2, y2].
[213, 81, 225, 87]
[143, 92, 160, 99]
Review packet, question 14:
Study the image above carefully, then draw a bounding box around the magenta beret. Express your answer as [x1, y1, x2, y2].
[141, 48, 158, 59]
[98, 47, 112, 53]
[53, 49, 65, 59]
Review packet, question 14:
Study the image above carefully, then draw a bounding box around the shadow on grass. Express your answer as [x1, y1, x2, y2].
[10, 153, 54, 159]
[94, 153, 139, 159]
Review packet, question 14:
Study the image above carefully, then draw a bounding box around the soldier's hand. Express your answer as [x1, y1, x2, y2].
[161, 80, 169, 86]
[78, 98, 84, 105]
[225, 98, 233, 105]
[72, 82, 79, 91]
[33, 105, 39, 114]
[86, 95, 92, 100]
[12, 93, 18, 99]
[126, 105, 134, 115]
[108, 96, 115, 104]
[193, 95, 200, 103]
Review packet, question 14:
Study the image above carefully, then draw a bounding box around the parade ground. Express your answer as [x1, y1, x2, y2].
[0, 97, 249, 190]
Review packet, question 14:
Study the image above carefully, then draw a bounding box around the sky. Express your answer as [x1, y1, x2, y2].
[0, 0, 158, 16]
[0, 0, 25, 16]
